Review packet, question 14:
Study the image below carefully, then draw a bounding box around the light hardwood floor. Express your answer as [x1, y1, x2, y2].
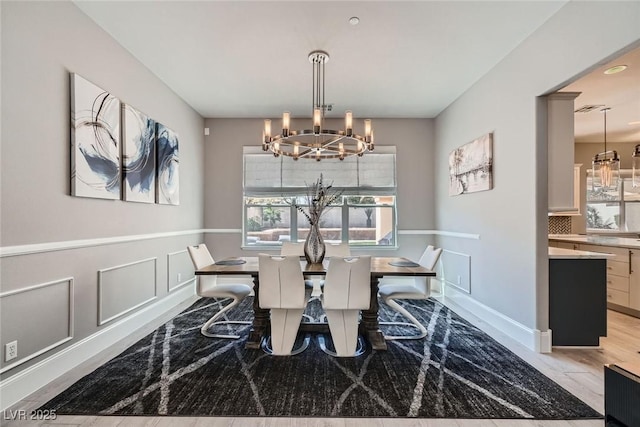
[3, 295, 639, 427]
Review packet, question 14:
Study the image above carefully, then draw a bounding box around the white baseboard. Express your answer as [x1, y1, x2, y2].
[441, 284, 551, 353]
[0, 285, 196, 411]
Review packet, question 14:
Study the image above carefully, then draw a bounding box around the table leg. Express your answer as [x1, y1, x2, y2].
[246, 275, 269, 349]
[360, 275, 387, 350]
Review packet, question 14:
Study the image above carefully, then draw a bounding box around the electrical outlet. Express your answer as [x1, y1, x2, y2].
[457, 275, 462, 285]
[5, 341, 17, 362]
[177, 273, 182, 282]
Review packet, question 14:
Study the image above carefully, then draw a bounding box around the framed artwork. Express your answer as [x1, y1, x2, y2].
[449, 132, 493, 196]
[70, 73, 121, 199]
[122, 103, 156, 203]
[156, 123, 180, 205]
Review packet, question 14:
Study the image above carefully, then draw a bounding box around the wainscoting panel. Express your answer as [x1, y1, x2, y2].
[441, 249, 471, 293]
[0, 278, 74, 373]
[98, 258, 157, 326]
[167, 250, 195, 292]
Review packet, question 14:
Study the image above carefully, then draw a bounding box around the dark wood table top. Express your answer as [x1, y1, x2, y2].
[195, 256, 436, 277]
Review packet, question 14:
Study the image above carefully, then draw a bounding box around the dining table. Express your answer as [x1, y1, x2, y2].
[195, 256, 436, 351]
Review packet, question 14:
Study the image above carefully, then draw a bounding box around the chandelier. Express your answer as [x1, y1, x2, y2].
[262, 50, 373, 161]
[592, 107, 619, 190]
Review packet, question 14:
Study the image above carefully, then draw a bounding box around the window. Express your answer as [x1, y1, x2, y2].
[242, 147, 397, 248]
[586, 170, 640, 231]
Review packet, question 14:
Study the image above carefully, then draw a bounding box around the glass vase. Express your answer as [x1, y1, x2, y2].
[304, 222, 325, 264]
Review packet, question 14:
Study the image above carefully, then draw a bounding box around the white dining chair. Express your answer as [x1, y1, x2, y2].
[320, 255, 371, 357]
[280, 241, 304, 257]
[325, 242, 351, 258]
[280, 240, 316, 292]
[315, 241, 352, 310]
[187, 244, 253, 339]
[258, 253, 310, 355]
[378, 245, 442, 340]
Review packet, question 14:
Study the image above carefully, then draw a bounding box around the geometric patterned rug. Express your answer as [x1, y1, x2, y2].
[40, 297, 602, 419]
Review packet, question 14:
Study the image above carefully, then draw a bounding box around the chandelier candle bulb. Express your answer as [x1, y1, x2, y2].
[364, 119, 372, 142]
[293, 144, 299, 159]
[345, 110, 353, 136]
[313, 108, 322, 134]
[264, 119, 271, 142]
[282, 112, 290, 137]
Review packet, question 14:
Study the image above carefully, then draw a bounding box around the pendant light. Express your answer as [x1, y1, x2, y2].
[592, 107, 619, 190]
[632, 144, 640, 187]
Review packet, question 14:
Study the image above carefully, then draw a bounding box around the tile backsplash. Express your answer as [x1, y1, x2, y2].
[548, 216, 572, 234]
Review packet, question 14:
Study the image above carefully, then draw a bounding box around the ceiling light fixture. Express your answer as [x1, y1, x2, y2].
[604, 65, 628, 75]
[349, 16, 360, 25]
[592, 107, 620, 190]
[262, 50, 373, 161]
[633, 144, 640, 188]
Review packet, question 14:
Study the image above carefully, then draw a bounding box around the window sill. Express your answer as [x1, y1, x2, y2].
[241, 245, 400, 251]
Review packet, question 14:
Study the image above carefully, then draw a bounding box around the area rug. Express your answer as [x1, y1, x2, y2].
[41, 297, 601, 419]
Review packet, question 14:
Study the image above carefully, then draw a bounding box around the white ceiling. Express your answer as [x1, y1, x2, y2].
[74, 1, 638, 142]
[563, 46, 640, 144]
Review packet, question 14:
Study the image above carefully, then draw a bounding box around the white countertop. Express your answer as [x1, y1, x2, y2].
[548, 234, 640, 249]
[548, 247, 615, 259]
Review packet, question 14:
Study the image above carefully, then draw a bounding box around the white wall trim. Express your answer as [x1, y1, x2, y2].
[0, 278, 75, 374]
[398, 230, 480, 239]
[202, 229, 481, 239]
[0, 229, 206, 258]
[169, 278, 196, 293]
[97, 258, 158, 326]
[0, 229, 479, 259]
[0, 285, 196, 411]
[167, 249, 195, 293]
[441, 283, 550, 353]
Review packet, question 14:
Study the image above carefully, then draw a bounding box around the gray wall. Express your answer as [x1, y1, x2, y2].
[202, 118, 436, 260]
[434, 1, 640, 332]
[0, 1, 205, 377]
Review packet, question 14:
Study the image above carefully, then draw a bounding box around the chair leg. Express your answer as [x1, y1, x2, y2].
[318, 334, 366, 357]
[201, 297, 252, 339]
[324, 309, 362, 357]
[380, 297, 427, 340]
[261, 334, 310, 356]
[269, 308, 305, 355]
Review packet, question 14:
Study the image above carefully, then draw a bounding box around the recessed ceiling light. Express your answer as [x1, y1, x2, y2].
[349, 16, 360, 26]
[629, 120, 640, 126]
[604, 65, 628, 75]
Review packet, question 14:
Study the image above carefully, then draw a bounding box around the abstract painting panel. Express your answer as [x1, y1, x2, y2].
[70, 73, 121, 200]
[122, 104, 156, 203]
[448, 132, 493, 196]
[156, 123, 180, 205]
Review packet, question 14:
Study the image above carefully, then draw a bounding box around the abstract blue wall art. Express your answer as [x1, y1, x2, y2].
[156, 123, 180, 205]
[70, 73, 121, 200]
[122, 104, 156, 203]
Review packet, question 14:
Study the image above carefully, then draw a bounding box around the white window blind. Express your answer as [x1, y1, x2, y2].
[243, 146, 396, 196]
